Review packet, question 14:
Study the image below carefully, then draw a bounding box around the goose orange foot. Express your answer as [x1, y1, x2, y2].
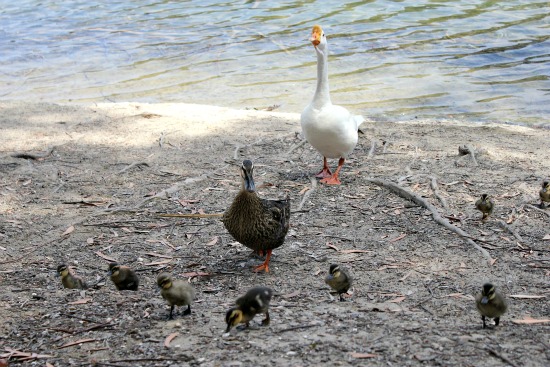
[253, 250, 272, 273]
[320, 158, 345, 185]
[315, 157, 332, 178]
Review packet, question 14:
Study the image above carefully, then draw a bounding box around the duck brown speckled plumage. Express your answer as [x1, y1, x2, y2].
[222, 160, 290, 273]
[539, 180, 550, 209]
[225, 286, 273, 332]
[57, 264, 88, 290]
[475, 283, 508, 328]
[108, 262, 139, 291]
[475, 194, 494, 221]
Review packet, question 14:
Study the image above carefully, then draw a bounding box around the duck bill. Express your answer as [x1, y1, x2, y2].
[244, 174, 256, 193]
[310, 32, 321, 46]
[481, 296, 488, 305]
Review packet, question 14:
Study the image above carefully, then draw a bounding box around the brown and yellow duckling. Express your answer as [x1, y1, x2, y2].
[475, 283, 508, 329]
[475, 194, 494, 221]
[539, 180, 550, 209]
[225, 286, 273, 332]
[157, 272, 195, 319]
[108, 262, 139, 291]
[325, 264, 352, 301]
[222, 160, 290, 273]
[57, 264, 88, 290]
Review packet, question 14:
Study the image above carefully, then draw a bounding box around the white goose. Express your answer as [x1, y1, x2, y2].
[301, 25, 364, 185]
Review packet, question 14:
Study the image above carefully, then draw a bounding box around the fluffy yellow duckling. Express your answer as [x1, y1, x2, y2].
[324, 264, 352, 301]
[108, 262, 139, 291]
[475, 194, 494, 221]
[57, 264, 88, 290]
[157, 272, 195, 319]
[475, 283, 508, 328]
[225, 286, 273, 332]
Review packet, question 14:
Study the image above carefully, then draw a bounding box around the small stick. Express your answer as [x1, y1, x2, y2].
[117, 162, 149, 174]
[297, 176, 317, 212]
[496, 219, 523, 243]
[525, 204, 550, 217]
[276, 323, 319, 333]
[286, 139, 307, 156]
[11, 146, 56, 160]
[485, 347, 519, 367]
[429, 176, 449, 211]
[367, 140, 376, 159]
[158, 213, 223, 218]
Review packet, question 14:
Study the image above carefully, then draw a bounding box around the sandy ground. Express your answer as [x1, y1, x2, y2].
[0, 101, 549, 367]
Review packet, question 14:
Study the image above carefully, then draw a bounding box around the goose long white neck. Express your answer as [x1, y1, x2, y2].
[313, 46, 332, 108]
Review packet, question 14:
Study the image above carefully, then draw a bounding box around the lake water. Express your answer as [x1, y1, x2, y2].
[1, 0, 549, 126]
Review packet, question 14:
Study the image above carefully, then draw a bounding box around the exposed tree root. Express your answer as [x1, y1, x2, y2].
[365, 178, 493, 265]
[429, 176, 449, 211]
[496, 219, 523, 243]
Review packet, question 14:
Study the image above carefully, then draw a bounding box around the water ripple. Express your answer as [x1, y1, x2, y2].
[0, 0, 548, 125]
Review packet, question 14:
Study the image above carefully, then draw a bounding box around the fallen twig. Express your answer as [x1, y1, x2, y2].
[524, 204, 550, 217]
[297, 176, 317, 212]
[496, 219, 523, 243]
[158, 213, 223, 218]
[367, 140, 376, 159]
[485, 347, 519, 367]
[117, 162, 149, 174]
[276, 323, 319, 333]
[429, 176, 449, 211]
[135, 175, 208, 208]
[365, 178, 492, 265]
[11, 146, 56, 161]
[286, 139, 307, 156]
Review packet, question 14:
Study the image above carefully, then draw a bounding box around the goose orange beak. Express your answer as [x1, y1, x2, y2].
[311, 25, 322, 46]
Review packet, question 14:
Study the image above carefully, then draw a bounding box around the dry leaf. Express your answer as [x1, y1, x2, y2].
[388, 296, 406, 303]
[389, 233, 406, 242]
[543, 234, 550, 240]
[46, 363, 54, 367]
[509, 294, 546, 299]
[0, 358, 7, 367]
[489, 258, 497, 266]
[205, 236, 219, 246]
[164, 332, 179, 348]
[58, 338, 96, 349]
[511, 316, 550, 325]
[351, 353, 377, 359]
[62, 225, 75, 236]
[95, 251, 117, 262]
[377, 265, 399, 271]
[68, 297, 92, 305]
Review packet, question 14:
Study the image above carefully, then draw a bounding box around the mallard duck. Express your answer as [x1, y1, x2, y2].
[107, 262, 139, 291]
[301, 25, 365, 185]
[225, 286, 273, 332]
[475, 283, 508, 328]
[475, 194, 494, 221]
[57, 264, 88, 290]
[539, 180, 550, 209]
[222, 160, 290, 273]
[157, 272, 195, 319]
[324, 264, 352, 301]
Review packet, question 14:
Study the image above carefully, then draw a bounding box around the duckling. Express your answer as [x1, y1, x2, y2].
[324, 264, 352, 301]
[57, 264, 88, 290]
[225, 286, 273, 332]
[107, 262, 139, 291]
[475, 283, 508, 328]
[222, 160, 290, 273]
[475, 194, 494, 221]
[157, 272, 195, 319]
[539, 180, 550, 209]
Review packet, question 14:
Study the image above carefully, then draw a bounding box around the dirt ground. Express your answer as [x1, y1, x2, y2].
[0, 101, 549, 367]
